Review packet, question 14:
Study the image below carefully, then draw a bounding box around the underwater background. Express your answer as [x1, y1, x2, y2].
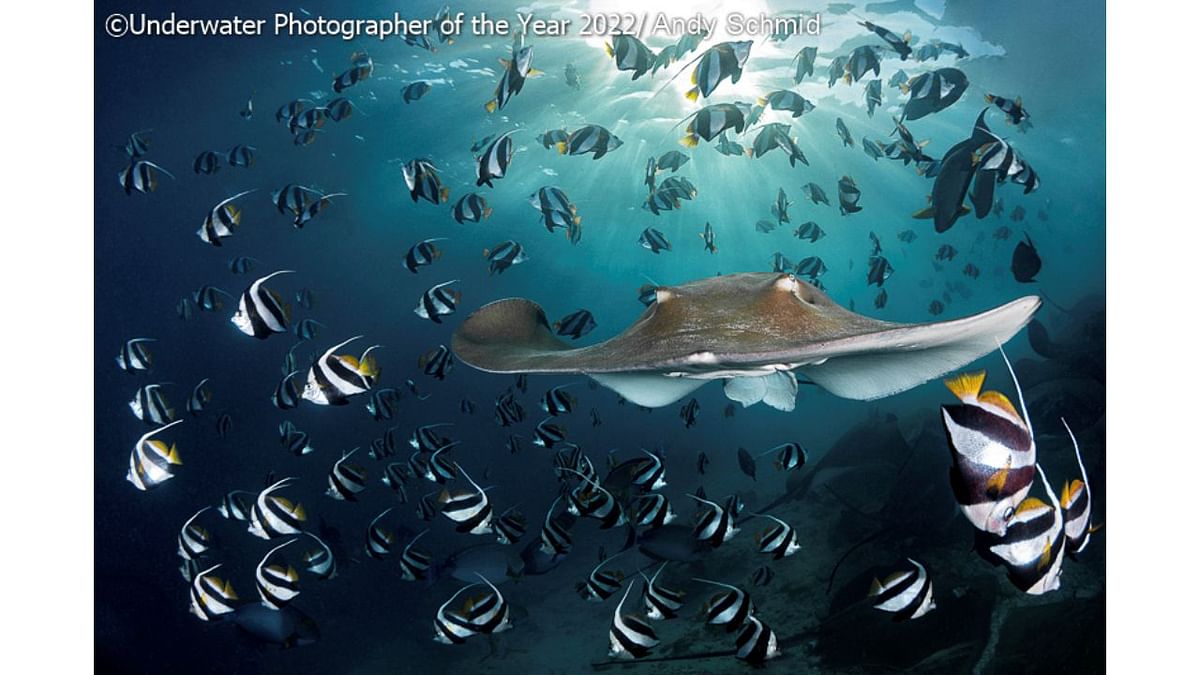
[95, 0, 1104, 672]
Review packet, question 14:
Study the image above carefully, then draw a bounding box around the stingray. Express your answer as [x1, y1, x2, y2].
[452, 273, 1040, 411]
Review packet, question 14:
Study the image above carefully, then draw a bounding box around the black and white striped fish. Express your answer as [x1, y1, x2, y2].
[410, 423, 454, 453]
[752, 513, 801, 559]
[300, 532, 337, 580]
[217, 490, 254, 521]
[986, 465, 1065, 595]
[383, 461, 412, 490]
[578, 551, 625, 601]
[452, 193, 492, 223]
[641, 563, 684, 620]
[633, 493, 675, 528]
[422, 443, 461, 484]
[271, 184, 321, 218]
[215, 413, 232, 439]
[419, 344, 454, 380]
[197, 190, 256, 246]
[539, 496, 573, 555]
[118, 159, 174, 195]
[475, 130, 517, 187]
[116, 338, 155, 372]
[129, 383, 174, 425]
[228, 255, 258, 275]
[273, 371, 303, 410]
[416, 491, 438, 521]
[399, 530, 432, 581]
[364, 507, 397, 559]
[123, 130, 150, 157]
[638, 227, 672, 254]
[736, 616, 781, 664]
[750, 565, 774, 587]
[868, 558, 936, 619]
[559, 124, 624, 159]
[188, 564, 238, 621]
[541, 385, 576, 416]
[402, 158, 450, 205]
[485, 45, 537, 113]
[529, 186, 576, 215]
[494, 392, 526, 426]
[566, 469, 626, 529]
[765, 442, 807, 471]
[292, 192, 346, 228]
[404, 238, 447, 274]
[177, 507, 213, 560]
[463, 573, 513, 634]
[278, 421, 314, 456]
[433, 584, 481, 645]
[689, 494, 739, 547]
[1060, 419, 1097, 557]
[942, 355, 1037, 536]
[631, 450, 667, 490]
[294, 319, 324, 341]
[227, 144, 255, 167]
[231, 270, 294, 339]
[248, 477, 307, 539]
[302, 336, 381, 406]
[187, 378, 212, 415]
[326, 448, 367, 501]
[438, 463, 492, 535]
[494, 506, 526, 545]
[415, 280, 461, 323]
[694, 578, 755, 632]
[256, 539, 301, 610]
[609, 583, 659, 659]
[483, 240, 528, 275]
[192, 285, 231, 312]
[533, 417, 567, 449]
[682, 41, 752, 101]
[366, 388, 401, 421]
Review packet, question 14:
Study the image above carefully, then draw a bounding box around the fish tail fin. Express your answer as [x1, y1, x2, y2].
[440, 187, 450, 203]
[911, 206, 935, 219]
[984, 93, 995, 103]
[680, 134, 699, 148]
[605, 42, 614, 57]
[483, 248, 490, 258]
[484, 100, 498, 113]
[483, 207, 493, 219]
[555, 141, 568, 154]
[685, 88, 699, 102]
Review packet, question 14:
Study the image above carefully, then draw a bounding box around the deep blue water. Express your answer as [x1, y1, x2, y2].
[95, 0, 1104, 672]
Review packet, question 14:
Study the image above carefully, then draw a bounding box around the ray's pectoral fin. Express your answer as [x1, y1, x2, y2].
[589, 373, 706, 408]
[797, 296, 1042, 401]
[724, 372, 798, 411]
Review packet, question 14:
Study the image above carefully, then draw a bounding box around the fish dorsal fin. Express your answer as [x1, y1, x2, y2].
[341, 354, 360, 369]
[868, 578, 883, 596]
[978, 390, 1020, 421]
[984, 457, 1012, 497]
[943, 371, 985, 402]
[1061, 479, 1084, 507]
[1036, 538, 1053, 571]
[1015, 497, 1047, 516]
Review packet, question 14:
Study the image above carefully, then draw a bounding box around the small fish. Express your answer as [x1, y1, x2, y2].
[215, 413, 233, 439]
[578, 551, 626, 601]
[791, 46, 817, 83]
[333, 51, 373, 93]
[737, 447, 757, 481]
[475, 131, 517, 187]
[694, 578, 754, 631]
[758, 90, 814, 118]
[402, 158, 450, 205]
[404, 237, 447, 274]
[300, 532, 337, 580]
[752, 513, 801, 559]
[437, 463, 493, 535]
[483, 241, 528, 275]
[836, 118, 854, 147]
[533, 417, 567, 449]
[326, 448, 368, 501]
[867, 255, 893, 287]
[485, 45, 539, 113]
[868, 558, 936, 619]
[197, 189, 256, 246]
[559, 124, 624, 159]
[129, 383, 174, 425]
[177, 507, 214, 560]
[590, 408, 602, 427]
[248, 477, 307, 539]
[116, 338, 155, 372]
[680, 398, 700, 428]
[609, 584, 659, 659]
[541, 385, 577, 416]
[227, 144, 256, 167]
[736, 616, 781, 664]
[865, 79, 883, 117]
[1011, 234, 1042, 283]
[747, 122, 807, 167]
[494, 392, 526, 427]
[689, 494, 738, 548]
[900, 68, 969, 121]
[415, 281, 460, 323]
[217, 490, 255, 521]
[118, 160, 174, 195]
[189, 564, 238, 621]
[279, 421, 314, 456]
[683, 41, 753, 101]
[633, 493, 675, 528]
[403, 81, 432, 103]
[859, 20, 912, 60]
[679, 103, 748, 147]
[641, 563, 684, 620]
[324, 97, 355, 121]
[452, 193, 492, 224]
[795, 256, 828, 279]
[554, 310, 596, 340]
[255, 540, 301, 610]
[750, 565, 774, 587]
[631, 450, 667, 490]
[193, 150, 222, 175]
[1060, 420, 1097, 556]
[929, 300, 945, 316]
[364, 507, 397, 559]
[801, 182, 829, 205]
[540, 496, 573, 555]
[418, 345, 454, 381]
[638, 227, 672, 254]
[399, 530, 432, 581]
[837, 176, 862, 215]
[607, 35, 655, 80]
[699, 222, 717, 253]
[845, 45, 882, 83]
[494, 506, 527, 545]
[231, 271, 294, 339]
[792, 221, 824, 243]
[696, 452, 710, 475]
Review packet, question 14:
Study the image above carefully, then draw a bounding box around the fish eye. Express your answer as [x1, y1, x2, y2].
[1002, 506, 1016, 521]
